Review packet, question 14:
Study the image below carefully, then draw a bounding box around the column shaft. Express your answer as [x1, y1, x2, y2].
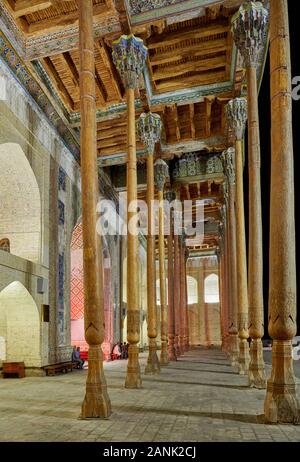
[247, 65, 266, 388]
[125, 88, 142, 388]
[167, 215, 177, 361]
[158, 190, 168, 365]
[79, 0, 111, 418]
[264, 0, 299, 423]
[228, 182, 239, 366]
[179, 238, 186, 354]
[235, 139, 250, 374]
[184, 253, 190, 351]
[145, 154, 160, 374]
[174, 233, 181, 357]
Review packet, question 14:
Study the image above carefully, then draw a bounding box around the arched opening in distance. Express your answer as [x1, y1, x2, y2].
[0, 281, 41, 367]
[204, 273, 220, 304]
[70, 220, 114, 360]
[0, 143, 41, 262]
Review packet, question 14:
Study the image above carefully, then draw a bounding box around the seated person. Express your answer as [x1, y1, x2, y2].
[112, 342, 122, 360]
[72, 346, 85, 369]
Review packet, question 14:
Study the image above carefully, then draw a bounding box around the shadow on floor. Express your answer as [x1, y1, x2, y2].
[142, 377, 248, 390]
[113, 403, 266, 425]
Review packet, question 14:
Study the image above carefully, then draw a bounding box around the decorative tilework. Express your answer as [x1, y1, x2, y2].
[58, 167, 67, 192]
[58, 200, 65, 225]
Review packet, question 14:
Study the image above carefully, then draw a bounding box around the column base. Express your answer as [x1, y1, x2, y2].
[125, 344, 142, 388]
[264, 340, 299, 424]
[175, 344, 181, 357]
[249, 338, 266, 389]
[160, 341, 169, 366]
[184, 337, 189, 352]
[145, 339, 161, 375]
[168, 337, 177, 361]
[238, 338, 250, 375]
[229, 334, 239, 367]
[80, 345, 112, 419]
[179, 337, 185, 356]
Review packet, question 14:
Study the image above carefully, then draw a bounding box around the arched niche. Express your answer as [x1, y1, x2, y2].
[0, 281, 41, 367]
[0, 143, 41, 262]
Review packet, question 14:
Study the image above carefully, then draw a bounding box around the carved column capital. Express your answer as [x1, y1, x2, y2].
[154, 159, 169, 191]
[137, 112, 162, 155]
[221, 147, 236, 186]
[164, 189, 176, 203]
[226, 98, 248, 141]
[232, 1, 268, 68]
[112, 34, 147, 89]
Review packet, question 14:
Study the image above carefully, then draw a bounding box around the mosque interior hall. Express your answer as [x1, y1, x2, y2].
[0, 0, 300, 444]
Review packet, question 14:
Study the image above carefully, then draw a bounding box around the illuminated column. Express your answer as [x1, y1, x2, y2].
[221, 149, 239, 366]
[79, 0, 111, 419]
[227, 99, 250, 375]
[184, 246, 190, 351]
[173, 211, 181, 357]
[165, 190, 177, 361]
[220, 190, 230, 354]
[137, 112, 162, 375]
[179, 235, 186, 354]
[264, 0, 299, 423]
[113, 34, 147, 388]
[154, 159, 169, 366]
[232, 0, 268, 388]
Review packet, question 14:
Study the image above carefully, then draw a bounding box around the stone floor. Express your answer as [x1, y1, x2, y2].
[1, 348, 300, 442]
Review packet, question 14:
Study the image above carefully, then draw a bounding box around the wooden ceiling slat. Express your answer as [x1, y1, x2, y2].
[147, 21, 229, 50]
[153, 55, 226, 81]
[156, 70, 226, 92]
[41, 56, 74, 110]
[150, 38, 228, 66]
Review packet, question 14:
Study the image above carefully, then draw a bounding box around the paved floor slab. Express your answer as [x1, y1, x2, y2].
[0, 348, 300, 442]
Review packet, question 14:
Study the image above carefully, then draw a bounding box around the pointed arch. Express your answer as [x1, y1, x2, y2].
[0, 143, 41, 262]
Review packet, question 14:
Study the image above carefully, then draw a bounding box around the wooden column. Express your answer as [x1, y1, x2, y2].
[112, 35, 147, 388]
[264, 0, 299, 423]
[247, 65, 266, 388]
[154, 159, 169, 366]
[179, 236, 186, 355]
[232, 0, 268, 389]
[222, 149, 239, 366]
[174, 227, 181, 357]
[145, 153, 160, 374]
[184, 247, 190, 351]
[227, 99, 249, 375]
[166, 191, 177, 361]
[125, 86, 142, 387]
[137, 113, 162, 375]
[79, 0, 111, 418]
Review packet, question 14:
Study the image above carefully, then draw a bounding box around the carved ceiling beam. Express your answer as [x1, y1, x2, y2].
[27, 4, 111, 36]
[13, 0, 53, 18]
